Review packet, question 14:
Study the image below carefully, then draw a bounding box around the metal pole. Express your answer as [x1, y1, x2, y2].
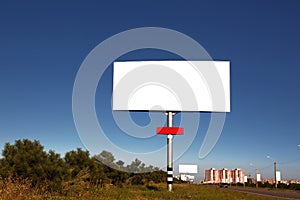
[167, 111, 173, 192]
[274, 161, 277, 189]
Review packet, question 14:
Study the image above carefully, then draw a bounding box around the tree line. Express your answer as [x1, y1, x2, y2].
[0, 139, 167, 192]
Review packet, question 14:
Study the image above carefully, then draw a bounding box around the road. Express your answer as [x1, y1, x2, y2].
[228, 186, 300, 200]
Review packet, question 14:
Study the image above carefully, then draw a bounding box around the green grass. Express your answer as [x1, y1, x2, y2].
[0, 178, 286, 200]
[46, 184, 285, 200]
[134, 184, 284, 200]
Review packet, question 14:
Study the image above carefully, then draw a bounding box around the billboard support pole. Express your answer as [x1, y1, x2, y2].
[274, 161, 277, 189]
[167, 111, 174, 192]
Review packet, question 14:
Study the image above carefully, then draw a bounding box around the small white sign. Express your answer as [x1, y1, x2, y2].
[180, 174, 195, 181]
[257, 174, 261, 182]
[276, 171, 281, 181]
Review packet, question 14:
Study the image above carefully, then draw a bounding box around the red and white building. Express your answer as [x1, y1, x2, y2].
[205, 168, 245, 184]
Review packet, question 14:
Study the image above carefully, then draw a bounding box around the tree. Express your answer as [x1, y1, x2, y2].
[147, 170, 167, 183]
[95, 150, 115, 167]
[116, 160, 124, 168]
[127, 158, 142, 173]
[0, 139, 49, 185]
[46, 150, 69, 192]
[64, 148, 93, 178]
[89, 159, 109, 187]
[0, 139, 165, 189]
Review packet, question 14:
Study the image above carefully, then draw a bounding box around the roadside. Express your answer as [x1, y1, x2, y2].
[227, 186, 300, 200]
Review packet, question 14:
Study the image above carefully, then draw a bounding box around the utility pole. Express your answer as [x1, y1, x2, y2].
[274, 161, 277, 189]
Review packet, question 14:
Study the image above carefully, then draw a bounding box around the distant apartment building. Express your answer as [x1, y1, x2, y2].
[205, 168, 245, 184]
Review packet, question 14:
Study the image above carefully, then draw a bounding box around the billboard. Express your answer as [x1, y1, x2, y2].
[257, 174, 261, 182]
[113, 61, 230, 112]
[178, 164, 198, 174]
[276, 171, 281, 181]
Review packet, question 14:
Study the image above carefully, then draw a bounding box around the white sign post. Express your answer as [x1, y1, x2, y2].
[113, 60, 230, 191]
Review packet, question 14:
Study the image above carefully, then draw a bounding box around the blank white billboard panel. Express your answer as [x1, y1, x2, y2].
[257, 174, 261, 182]
[276, 171, 281, 181]
[178, 164, 198, 173]
[113, 61, 230, 112]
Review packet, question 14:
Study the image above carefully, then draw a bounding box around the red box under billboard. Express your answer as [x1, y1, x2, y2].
[156, 127, 184, 135]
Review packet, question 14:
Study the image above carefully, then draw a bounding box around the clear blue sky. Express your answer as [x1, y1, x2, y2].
[0, 1, 300, 180]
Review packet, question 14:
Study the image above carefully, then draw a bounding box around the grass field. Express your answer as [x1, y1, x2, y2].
[1, 177, 286, 200]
